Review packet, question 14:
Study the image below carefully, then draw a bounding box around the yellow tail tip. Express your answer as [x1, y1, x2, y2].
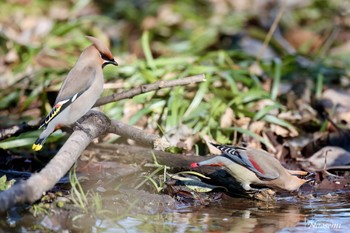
[32, 144, 43, 151]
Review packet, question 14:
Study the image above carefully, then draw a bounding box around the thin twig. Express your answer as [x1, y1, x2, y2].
[256, 0, 287, 62]
[319, 26, 340, 57]
[94, 74, 206, 107]
[0, 74, 205, 142]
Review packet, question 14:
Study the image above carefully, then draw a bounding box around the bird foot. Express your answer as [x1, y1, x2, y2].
[244, 187, 266, 193]
[74, 122, 93, 138]
[247, 188, 276, 201]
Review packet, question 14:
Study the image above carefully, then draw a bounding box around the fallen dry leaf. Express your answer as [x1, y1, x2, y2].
[220, 107, 234, 128]
[285, 28, 323, 54]
[321, 88, 350, 112]
[271, 124, 290, 137]
[248, 121, 265, 135]
[299, 146, 350, 171]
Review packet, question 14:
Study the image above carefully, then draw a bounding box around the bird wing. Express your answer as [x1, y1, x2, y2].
[40, 66, 96, 129]
[39, 91, 84, 129]
[210, 143, 279, 180]
[55, 65, 96, 104]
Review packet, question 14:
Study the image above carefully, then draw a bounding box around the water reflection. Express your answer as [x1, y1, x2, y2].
[2, 192, 349, 232]
[91, 194, 350, 233]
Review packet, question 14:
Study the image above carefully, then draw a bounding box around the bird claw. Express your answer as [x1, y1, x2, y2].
[74, 122, 93, 138]
[247, 188, 276, 201]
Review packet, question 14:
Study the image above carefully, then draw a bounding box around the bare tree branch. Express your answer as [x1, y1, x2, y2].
[0, 74, 206, 212]
[85, 143, 250, 197]
[107, 120, 170, 150]
[0, 111, 110, 212]
[0, 121, 39, 141]
[85, 143, 275, 201]
[94, 74, 205, 107]
[0, 74, 205, 142]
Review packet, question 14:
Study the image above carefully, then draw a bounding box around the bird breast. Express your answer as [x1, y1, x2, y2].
[65, 68, 104, 124]
[226, 163, 261, 184]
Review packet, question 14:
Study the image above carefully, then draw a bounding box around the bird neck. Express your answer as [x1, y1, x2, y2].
[78, 46, 103, 67]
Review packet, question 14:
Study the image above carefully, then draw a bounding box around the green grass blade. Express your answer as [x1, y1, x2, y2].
[141, 31, 156, 70]
[263, 114, 298, 134]
[271, 59, 281, 101]
[316, 73, 324, 98]
[224, 126, 274, 150]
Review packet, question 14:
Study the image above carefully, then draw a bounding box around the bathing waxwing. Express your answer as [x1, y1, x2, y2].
[32, 36, 118, 151]
[190, 143, 310, 192]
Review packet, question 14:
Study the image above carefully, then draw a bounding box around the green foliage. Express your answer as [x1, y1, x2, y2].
[0, 175, 15, 191]
[32, 202, 50, 217]
[135, 153, 169, 192]
[69, 165, 113, 220]
[0, 0, 348, 152]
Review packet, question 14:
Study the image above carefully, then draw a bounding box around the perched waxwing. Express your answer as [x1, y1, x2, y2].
[32, 36, 118, 151]
[191, 143, 310, 192]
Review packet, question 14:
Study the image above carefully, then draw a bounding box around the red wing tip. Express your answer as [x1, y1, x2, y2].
[190, 163, 199, 168]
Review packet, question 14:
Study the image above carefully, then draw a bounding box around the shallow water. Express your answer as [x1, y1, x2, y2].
[88, 193, 350, 233]
[2, 192, 350, 232]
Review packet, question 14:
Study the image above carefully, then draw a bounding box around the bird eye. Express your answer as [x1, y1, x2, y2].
[100, 52, 111, 61]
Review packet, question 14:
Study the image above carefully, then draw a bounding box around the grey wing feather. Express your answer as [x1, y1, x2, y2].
[55, 65, 96, 104]
[223, 151, 279, 180]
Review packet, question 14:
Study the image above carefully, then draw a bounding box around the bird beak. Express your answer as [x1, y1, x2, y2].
[102, 59, 118, 68]
[111, 59, 118, 66]
[107, 59, 118, 66]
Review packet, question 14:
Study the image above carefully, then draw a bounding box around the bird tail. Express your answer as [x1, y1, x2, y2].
[32, 137, 47, 151]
